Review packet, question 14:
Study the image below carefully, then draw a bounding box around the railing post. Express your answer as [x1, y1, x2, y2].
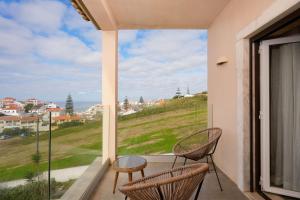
[208, 104, 214, 128]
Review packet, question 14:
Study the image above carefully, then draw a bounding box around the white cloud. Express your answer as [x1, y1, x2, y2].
[118, 30, 207, 100]
[1, 0, 66, 33]
[119, 30, 138, 44]
[34, 32, 100, 67]
[0, 16, 33, 56]
[0, 1, 207, 102]
[63, 7, 91, 30]
[0, 0, 101, 101]
[63, 6, 101, 50]
[0, 0, 100, 67]
[127, 30, 206, 60]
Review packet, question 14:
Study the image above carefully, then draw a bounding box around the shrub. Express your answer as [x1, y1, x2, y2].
[58, 121, 83, 129]
[198, 94, 207, 101]
[1, 127, 32, 137]
[31, 153, 41, 164]
[24, 171, 35, 183]
[0, 181, 48, 200]
[0, 179, 74, 200]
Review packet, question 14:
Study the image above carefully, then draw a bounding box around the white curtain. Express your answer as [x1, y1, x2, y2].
[270, 42, 300, 192]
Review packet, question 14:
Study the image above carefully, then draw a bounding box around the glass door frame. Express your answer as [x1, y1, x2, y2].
[260, 35, 300, 198]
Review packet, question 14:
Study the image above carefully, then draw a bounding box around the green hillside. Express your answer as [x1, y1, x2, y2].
[0, 96, 207, 182]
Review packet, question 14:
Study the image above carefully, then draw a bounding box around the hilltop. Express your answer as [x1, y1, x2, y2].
[0, 95, 207, 181]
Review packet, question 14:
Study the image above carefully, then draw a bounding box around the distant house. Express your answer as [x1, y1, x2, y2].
[0, 102, 25, 116]
[46, 102, 59, 109]
[0, 116, 38, 133]
[47, 107, 63, 118]
[10, 101, 24, 109]
[0, 108, 20, 116]
[0, 97, 16, 106]
[155, 99, 166, 105]
[53, 115, 82, 125]
[81, 104, 103, 120]
[2, 101, 24, 111]
[119, 109, 136, 116]
[25, 98, 43, 106]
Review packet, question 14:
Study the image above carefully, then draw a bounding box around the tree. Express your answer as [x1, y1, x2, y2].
[35, 117, 41, 180]
[65, 94, 74, 115]
[2, 128, 20, 137]
[173, 88, 183, 99]
[123, 97, 129, 111]
[24, 103, 34, 113]
[176, 88, 181, 96]
[2, 127, 31, 137]
[186, 86, 190, 95]
[139, 96, 144, 104]
[32, 153, 41, 164]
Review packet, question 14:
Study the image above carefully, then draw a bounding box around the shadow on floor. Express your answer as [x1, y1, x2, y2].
[90, 161, 248, 200]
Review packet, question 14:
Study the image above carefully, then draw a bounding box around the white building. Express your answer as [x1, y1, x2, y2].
[0, 97, 16, 107]
[13, 101, 24, 109]
[25, 98, 42, 106]
[184, 94, 194, 98]
[46, 102, 59, 109]
[0, 116, 39, 133]
[0, 108, 20, 116]
[119, 109, 136, 116]
[46, 108, 63, 118]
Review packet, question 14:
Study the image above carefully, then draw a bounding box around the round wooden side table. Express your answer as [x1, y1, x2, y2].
[112, 156, 147, 193]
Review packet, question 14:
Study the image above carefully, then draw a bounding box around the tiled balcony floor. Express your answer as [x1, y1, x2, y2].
[90, 161, 248, 200]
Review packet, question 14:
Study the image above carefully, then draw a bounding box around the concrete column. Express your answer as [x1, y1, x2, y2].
[102, 30, 118, 164]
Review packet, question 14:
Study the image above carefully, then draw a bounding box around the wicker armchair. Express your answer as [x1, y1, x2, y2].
[172, 128, 222, 191]
[119, 163, 209, 200]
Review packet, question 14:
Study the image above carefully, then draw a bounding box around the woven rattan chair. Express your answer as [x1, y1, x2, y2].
[172, 127, 222, 191]
[119, 163, 209, 200]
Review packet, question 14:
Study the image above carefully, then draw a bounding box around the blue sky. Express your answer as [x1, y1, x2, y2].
[0, 0, 207, 102]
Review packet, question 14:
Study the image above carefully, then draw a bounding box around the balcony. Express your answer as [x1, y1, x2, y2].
[65, 0, 300, 199]
[1, 0, 299, 200]
[90, 159, 248, 200]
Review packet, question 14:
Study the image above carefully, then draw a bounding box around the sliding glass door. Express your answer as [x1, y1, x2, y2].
[260, 35, 300, 198]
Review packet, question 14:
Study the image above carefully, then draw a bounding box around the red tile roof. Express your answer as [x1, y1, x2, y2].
[47, 108, 63, 112]
[20, 116, 38, 122]
[1, 97, 16, 103]
[3, 97, 15, 100]
[0, 116, 38, 122]
[4, 104, 22, 110]
[0, 116, 18, 121]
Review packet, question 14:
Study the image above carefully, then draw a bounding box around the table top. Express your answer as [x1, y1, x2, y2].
[113, 156, 147, 173]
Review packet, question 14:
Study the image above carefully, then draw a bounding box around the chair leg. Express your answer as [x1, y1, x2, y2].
[194, 180, 204, 200]
[172, 156, 177, 169]
[113, 172, 119, 194]
[209, 155, 223, 191]
[183, 157, 187, 166]
[206, 156, 210, 173]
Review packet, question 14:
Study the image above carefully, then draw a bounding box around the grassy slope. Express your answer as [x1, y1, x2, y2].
[0, 96, 207, 181]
